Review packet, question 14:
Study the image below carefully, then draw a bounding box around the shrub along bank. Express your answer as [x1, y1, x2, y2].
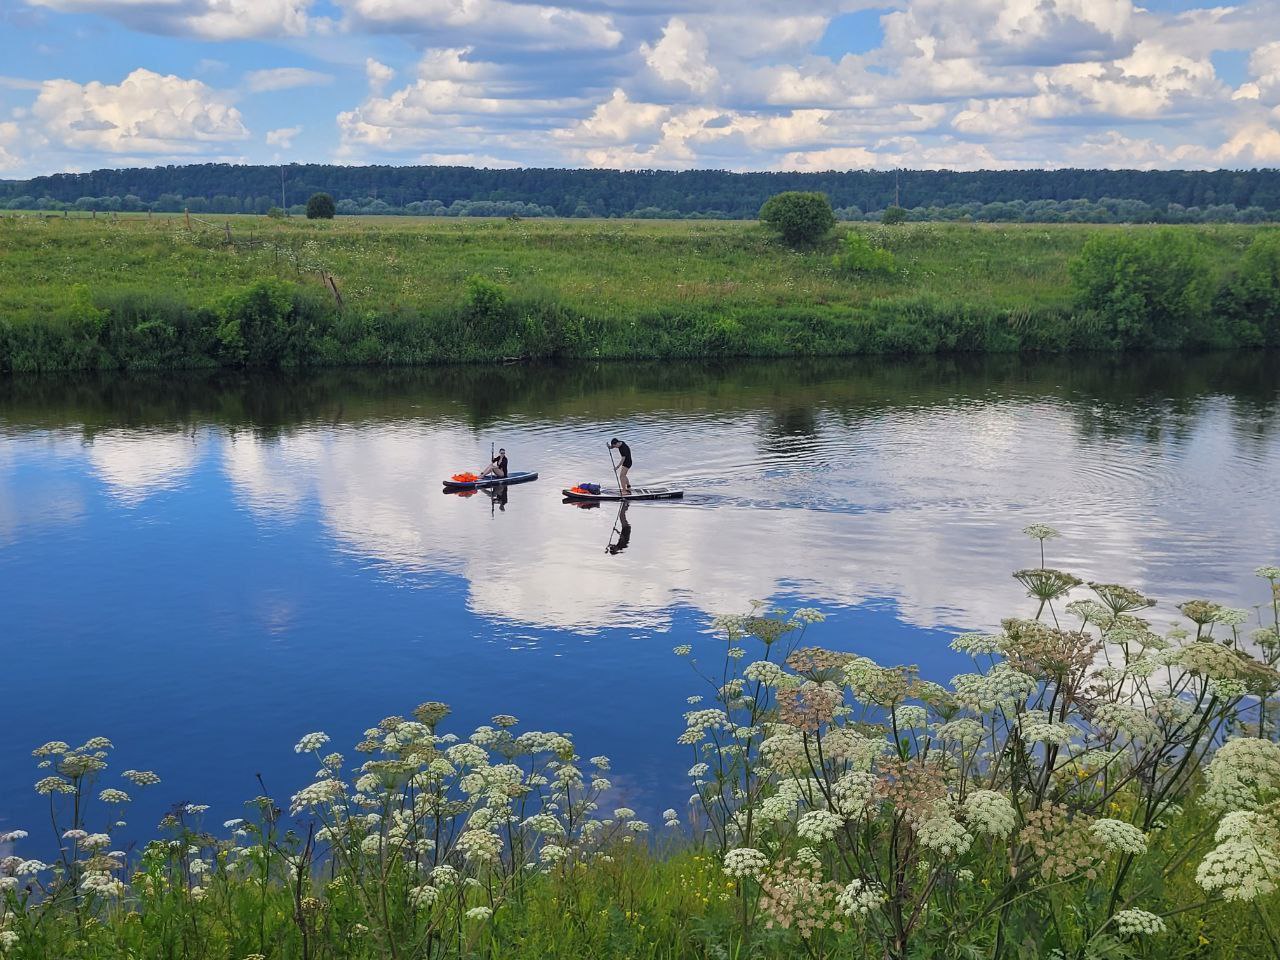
[0, 217, 1277, 372]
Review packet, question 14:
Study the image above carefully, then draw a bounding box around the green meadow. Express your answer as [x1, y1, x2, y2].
[0, 213, 1274, 371]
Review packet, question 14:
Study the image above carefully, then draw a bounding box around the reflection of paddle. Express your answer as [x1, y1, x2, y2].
[605, 502, 620, 553]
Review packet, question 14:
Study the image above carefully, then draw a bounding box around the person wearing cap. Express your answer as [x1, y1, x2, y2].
[609, 437, 632, 494]
[480, 447, 509, 479]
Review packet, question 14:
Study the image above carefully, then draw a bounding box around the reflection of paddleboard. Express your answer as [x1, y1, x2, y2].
[562, 486, 683, 502]
[443, 471, 538, 491]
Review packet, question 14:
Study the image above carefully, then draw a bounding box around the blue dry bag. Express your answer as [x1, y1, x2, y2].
[580, 482, 601, 494]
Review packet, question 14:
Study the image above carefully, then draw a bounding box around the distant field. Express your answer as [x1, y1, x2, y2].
[0, 213, 1270, 370]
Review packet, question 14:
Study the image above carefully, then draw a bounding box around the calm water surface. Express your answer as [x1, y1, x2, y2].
[2, 354, 1278, 841]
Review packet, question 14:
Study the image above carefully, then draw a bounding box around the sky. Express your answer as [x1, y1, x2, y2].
[1, 0, 1279, 178]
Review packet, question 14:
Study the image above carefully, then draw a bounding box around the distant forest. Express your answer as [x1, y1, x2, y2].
[3, 164, 1280, 223]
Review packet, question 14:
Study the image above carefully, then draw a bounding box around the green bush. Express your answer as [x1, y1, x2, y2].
[305, 193, 335, 220]
[881, 205, 908, 225]
[214, 279, 330, 367]
[759, 192, 836, 246]
[1218, 231, 1280, 347]
[1069, 229, 1215, 349]
[832, 230, 896, 275]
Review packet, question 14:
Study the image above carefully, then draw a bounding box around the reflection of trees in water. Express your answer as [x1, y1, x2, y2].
[759, 406, 821, 457]
[0, 352, 1276, 448]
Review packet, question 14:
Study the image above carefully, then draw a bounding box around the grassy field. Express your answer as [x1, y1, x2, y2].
[0, 213, 1272, 370]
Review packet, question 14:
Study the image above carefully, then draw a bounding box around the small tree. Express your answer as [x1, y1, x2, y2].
[759, 192, 835, 246]
[266, 206, 285, 220]
[881, 205, 907, 225]
[306, 193, 336, 220]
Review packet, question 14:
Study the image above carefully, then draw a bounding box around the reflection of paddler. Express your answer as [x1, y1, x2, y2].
[485, 484, 509, 512]
[607, 501, 631, 555]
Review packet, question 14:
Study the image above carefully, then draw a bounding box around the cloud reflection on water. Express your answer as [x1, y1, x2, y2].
[211, 395, 1278, 635]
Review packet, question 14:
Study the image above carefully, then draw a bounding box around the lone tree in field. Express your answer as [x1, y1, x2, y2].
[759, 192, 835, 246]
[306, 192, 336, 220]
[881, 205, 908, 225]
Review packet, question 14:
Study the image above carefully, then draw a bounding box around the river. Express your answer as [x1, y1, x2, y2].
[1, 353, 1277, 839]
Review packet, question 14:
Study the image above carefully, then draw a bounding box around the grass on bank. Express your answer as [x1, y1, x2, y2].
[0, 215, 1275, 371]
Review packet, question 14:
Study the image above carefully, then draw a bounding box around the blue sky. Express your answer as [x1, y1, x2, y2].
[1, 0, 1279, 178]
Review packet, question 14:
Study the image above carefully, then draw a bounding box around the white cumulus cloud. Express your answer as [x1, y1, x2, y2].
[29, 69, 249, 155]
[642, 18, 720, 95]
[266, 125, 302, 147]
[365, 58, 395, 93]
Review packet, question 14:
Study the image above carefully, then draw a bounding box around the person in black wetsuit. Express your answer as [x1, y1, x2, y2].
[479, 448, 508, 479]
[608, 437, 632, 493]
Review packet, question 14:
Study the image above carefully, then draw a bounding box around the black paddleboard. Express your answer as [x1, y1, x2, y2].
[443, 471, 538, 490]
[562, 486, 683, 502]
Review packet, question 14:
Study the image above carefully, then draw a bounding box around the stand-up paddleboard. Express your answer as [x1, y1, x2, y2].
[443, 471, 538, 491]
[562, 485, 682, 502]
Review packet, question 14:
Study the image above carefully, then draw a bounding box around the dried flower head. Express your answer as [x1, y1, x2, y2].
[758, 855, 845, 939]
[1018, 805, 1103, 880]
[778, 682, 840, 733]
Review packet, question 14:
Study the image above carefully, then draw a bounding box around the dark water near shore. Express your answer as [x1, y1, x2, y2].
[2, 353, 1278, 844]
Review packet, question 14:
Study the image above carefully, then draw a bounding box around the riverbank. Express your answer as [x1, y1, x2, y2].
[0, 216, 1274, 371]
[2, 563, 1279, 960]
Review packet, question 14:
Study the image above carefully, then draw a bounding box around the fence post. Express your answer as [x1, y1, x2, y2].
[322, 271, 344, 309]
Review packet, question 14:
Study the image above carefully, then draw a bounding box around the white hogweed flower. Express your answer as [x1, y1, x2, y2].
[796, 809, 842, 844]
[837, 879, 886, 918]
[409, 884, 439, 908]
[950, 633, 1005, 656]
[293, 732, 330, 754]
[963, 791, 1017, 838]
[722, 847, 769, 880]
[1113, 909, 1166, 936]
[917, 806, 972, 858]
[1202, 738, 1280, 812]
[1196, 840, 1280, 902]
[1091, 819, 1148, 855]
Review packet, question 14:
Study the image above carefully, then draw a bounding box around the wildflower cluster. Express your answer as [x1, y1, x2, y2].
[673, 540, 1280, 957]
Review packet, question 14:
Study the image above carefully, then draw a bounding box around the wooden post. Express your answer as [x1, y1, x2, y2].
[185, 208, 191, 230]
[224, 220, 232, 244]
[322, 272, 343, 308]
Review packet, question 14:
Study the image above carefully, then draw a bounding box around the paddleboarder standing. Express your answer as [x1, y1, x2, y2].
[609, 438, 632, 494]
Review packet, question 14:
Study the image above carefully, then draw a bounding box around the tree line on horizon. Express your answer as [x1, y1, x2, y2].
[2, 163, 1279, 222]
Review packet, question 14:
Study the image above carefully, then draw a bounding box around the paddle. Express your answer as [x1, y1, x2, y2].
[607, 442, 621, 493]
